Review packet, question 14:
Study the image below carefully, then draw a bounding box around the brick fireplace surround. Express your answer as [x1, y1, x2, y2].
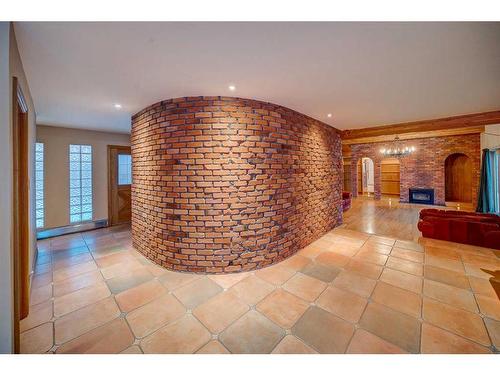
[349, 134, 481, 207]
[131, 96, 343, 273]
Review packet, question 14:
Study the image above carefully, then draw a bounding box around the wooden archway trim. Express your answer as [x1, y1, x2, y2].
[445, 153, 473, 203]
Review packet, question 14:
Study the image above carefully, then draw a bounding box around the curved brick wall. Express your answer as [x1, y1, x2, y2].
[131, 96, 343, 273]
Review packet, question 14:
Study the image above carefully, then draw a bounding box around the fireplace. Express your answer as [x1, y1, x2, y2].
[409, 188, 434, 205]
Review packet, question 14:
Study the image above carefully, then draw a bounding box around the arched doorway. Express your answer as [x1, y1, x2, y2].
[381, 158, 400, 197]
[357, 157, 374, 196]
[445, 153, 472, 203]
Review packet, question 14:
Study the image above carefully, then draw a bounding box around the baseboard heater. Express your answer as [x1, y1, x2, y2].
[36, 219, 108, 240]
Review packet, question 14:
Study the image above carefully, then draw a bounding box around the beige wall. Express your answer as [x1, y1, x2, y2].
[481, 124, 500, 150]
[0, 23, 37, 353]
[36, 125, 130, 229]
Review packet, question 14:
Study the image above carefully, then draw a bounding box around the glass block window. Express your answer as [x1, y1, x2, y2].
[69, 144, 93, 223]
[118, 154, 132, 185]
[35, 142, 45, 229]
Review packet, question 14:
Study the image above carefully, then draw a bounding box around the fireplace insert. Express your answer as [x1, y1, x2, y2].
[409, 188, 434, 205]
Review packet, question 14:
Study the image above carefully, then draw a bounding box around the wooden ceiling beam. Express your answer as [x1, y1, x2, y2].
[342, 125, 485, 145]
[341, 110, 500, 142]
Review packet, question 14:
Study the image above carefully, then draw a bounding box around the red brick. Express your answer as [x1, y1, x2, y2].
[348, 135, 480, 206]
[131, 96, 343, 274]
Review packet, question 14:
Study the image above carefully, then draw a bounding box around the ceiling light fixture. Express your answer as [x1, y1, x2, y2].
[380, 135, 416, 158]
[327, 113, 332, 118]
[228, 85, 236, 91]
[114, 103, 122, 109]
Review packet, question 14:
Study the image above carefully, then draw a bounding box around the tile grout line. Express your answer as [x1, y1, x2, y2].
[27, 225, 498, 354]
[457, 250, 497, 352]
[52, 232, 126, 351]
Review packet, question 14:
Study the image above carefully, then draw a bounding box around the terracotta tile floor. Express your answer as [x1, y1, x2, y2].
[22, 222, 500, 354]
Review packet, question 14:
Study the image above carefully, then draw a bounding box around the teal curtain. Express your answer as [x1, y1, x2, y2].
[477, 149, 499, 213]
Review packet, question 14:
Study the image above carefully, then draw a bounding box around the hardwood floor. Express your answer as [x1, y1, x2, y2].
[341, 196, 468, 241]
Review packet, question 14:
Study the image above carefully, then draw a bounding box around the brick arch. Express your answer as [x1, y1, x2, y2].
[434, 149, 478, 205]
[350, 149, 383, 200]
[443, 152, 474, 203]
[440, 149, 475, 163]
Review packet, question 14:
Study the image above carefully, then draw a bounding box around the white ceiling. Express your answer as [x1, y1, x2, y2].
[14, 22, 500, 133]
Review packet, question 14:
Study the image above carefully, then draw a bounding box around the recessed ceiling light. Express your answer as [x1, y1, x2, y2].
[114, 103, 122, 109]
[228, 85, 236, 91]
[327, 113, 332, 118]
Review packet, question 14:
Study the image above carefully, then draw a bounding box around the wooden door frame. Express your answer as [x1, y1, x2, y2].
[12, 77, 30, 353]
[358, 157, 375, 196]
[107, 145, 132, 226]
[357, 159, 362, 194]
